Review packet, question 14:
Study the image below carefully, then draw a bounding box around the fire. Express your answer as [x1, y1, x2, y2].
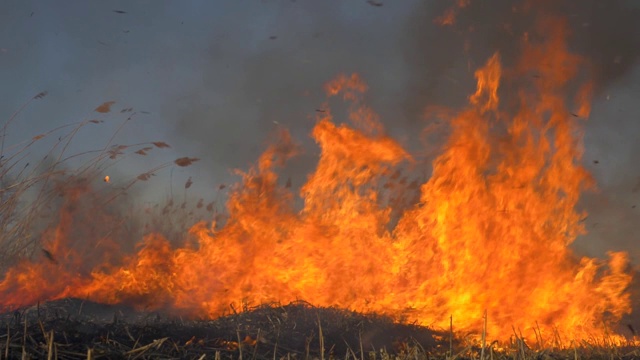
[0, 8, 633, 345]
[435, 0, 471, 26]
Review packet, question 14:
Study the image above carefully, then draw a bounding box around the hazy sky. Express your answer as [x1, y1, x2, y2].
[1, 1, 640, 262]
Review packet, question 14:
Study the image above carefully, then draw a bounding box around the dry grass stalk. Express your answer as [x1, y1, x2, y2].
[21, 316, 26, 360]
[273, 332, 279, 360]
[0, 97, 192, 273]
[125, 337, 168, 359]
[251, 328, 261, 360]
[237, 329, 244, 360]
[481, 310, 487, 360]
[360, 331, 365, 360]
[4, 324, 9, 360]
[46, 330, 53, 360]
[318, 314, 325, 360]
[305, 334, 311, 360]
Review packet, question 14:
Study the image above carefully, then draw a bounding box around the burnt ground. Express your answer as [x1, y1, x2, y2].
[0, 299, 446, 359]
[3, 300, 640, 360]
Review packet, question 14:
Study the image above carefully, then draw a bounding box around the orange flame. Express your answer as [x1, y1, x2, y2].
[0, 12, 633, 345]
[435, 0, 471, 26]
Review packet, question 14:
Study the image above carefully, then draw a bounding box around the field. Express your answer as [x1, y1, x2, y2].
[1, 11, 639, 356]
[0, 112, 637, 358]
[2, 299, 639, 360]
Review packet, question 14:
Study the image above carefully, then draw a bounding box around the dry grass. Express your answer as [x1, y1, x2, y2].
[0, 94, 200, 272]
[0, 93, 111, 267]
[0, 300, 639, 360]
[0, 299, 438, 360]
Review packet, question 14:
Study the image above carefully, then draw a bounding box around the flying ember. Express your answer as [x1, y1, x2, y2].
[0, 9, 632, 345]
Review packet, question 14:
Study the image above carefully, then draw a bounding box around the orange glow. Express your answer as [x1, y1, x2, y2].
[435, 0, 471, 26]
[0, 12, 633, 345]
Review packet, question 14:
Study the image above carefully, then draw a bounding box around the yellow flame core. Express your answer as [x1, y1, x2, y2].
[0, 16, 633, 344]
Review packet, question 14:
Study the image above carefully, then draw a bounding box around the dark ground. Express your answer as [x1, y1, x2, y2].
[0, 299, 444, 359]
[3, 299, 640, 360]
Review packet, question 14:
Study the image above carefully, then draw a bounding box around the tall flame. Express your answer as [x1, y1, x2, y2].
[0, 13, 632, 344]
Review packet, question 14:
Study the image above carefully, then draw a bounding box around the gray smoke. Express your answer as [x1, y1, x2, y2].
[165, 0, 640, 264]
[164, 2, 421, 189]
[399, 0, 640, 263]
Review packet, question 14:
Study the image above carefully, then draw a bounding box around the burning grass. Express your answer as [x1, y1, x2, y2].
[0, 0, 638, 355]
[0, 96, 207, 275]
